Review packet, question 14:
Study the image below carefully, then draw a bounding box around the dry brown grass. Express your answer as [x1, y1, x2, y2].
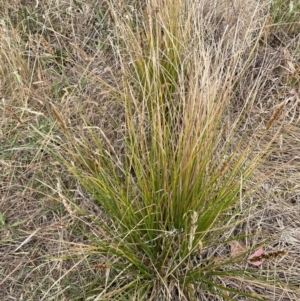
[0, 0, 300, 300]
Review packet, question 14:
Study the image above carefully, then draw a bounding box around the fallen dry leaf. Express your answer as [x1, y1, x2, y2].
[248, 248, 264, 266]
[229, 240, 247, 258]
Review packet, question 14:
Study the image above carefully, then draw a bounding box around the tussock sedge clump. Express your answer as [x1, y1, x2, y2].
[40, 0, 296, 300]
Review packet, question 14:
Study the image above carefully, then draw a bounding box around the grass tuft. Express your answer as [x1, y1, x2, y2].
[1, 0, 299, 300]
[44, 1, 288, 300]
